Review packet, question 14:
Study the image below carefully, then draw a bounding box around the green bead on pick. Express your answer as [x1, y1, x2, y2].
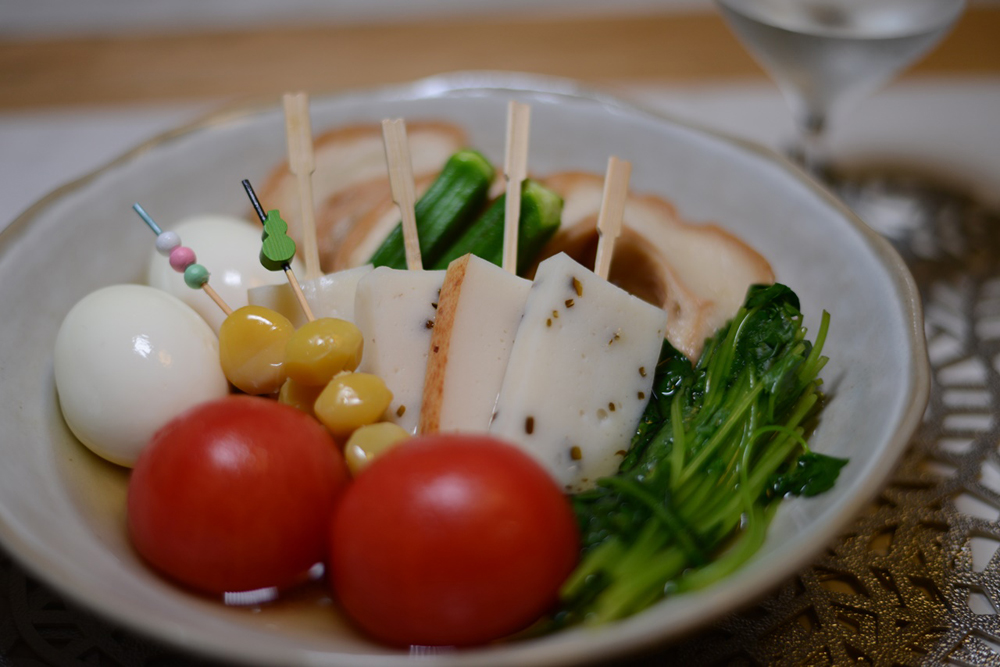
[183, 263, 210, 289]
[260, 209, 297, 272]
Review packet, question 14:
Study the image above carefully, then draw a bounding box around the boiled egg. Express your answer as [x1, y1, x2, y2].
[53, 284, 230, 467]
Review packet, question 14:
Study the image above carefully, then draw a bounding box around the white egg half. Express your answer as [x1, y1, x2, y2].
[146, 214, 304, 333]
[54, 284, 230, 467]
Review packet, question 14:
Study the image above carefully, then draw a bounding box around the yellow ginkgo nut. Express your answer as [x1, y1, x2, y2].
[344, 422, 410, 475]
[284, 317, 364, 387]
[218, 305, 294, 395]
[314, 372, 393, 439]
[277, 377, 324, 416]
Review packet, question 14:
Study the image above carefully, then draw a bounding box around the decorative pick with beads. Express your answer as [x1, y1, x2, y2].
[241, 179, 315, 322]
[132, 203, 233, 315]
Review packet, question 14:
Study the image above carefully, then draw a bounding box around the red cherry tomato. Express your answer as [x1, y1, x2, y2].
[328, 434, 579, 647]
[128, 395, 349, 595]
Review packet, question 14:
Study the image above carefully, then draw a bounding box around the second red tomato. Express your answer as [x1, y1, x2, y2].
[328, 434, 580, 647]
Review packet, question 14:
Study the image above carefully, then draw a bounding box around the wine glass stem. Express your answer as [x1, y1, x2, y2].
[795, 109, 829, 176]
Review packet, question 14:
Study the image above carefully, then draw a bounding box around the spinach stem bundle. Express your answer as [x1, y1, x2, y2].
[557, 283, 844, 626]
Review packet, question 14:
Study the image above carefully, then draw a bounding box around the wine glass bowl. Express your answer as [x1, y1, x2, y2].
[716, 0, 966, 170]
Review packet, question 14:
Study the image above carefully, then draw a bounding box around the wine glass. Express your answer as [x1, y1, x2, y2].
[715, 0, 966, 174]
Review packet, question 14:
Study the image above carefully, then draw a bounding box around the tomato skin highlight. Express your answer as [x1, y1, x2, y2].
[328, 434, 580, 647]
[127, 395, 349, 595]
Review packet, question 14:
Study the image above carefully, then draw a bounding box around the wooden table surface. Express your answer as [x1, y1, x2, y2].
[2, 6, 998, 111]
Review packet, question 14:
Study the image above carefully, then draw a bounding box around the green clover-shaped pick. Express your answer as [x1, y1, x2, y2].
[260, 209, 297, 271]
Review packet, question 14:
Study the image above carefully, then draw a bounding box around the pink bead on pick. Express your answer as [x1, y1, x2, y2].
[169, 246, 197, 273]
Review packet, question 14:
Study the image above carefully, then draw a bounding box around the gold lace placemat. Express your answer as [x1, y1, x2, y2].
[659, 178, 1000, 666]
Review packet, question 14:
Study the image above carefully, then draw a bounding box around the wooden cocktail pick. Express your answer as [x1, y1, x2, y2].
[381, 118, 422, 271]
[502, 101, 531, 275]
[282, 91, 322, 282]
[593, 156, 631, 281]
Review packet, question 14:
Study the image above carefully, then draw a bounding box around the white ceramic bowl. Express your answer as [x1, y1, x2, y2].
[0, 72, 928, 666]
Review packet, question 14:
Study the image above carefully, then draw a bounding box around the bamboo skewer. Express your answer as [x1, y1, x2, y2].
[200, 283, 233, 315]
[282, 91, 322, 282]
[502, 101, 531, 275]
[283, 264, 315, 321]
[381, 118, 422, 271]
[593, 156, 631, 281]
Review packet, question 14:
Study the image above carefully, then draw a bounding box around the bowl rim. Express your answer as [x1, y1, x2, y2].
[0, 70, 930, 666]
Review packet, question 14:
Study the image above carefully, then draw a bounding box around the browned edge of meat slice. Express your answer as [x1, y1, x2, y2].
[418, 253, 471, 435]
